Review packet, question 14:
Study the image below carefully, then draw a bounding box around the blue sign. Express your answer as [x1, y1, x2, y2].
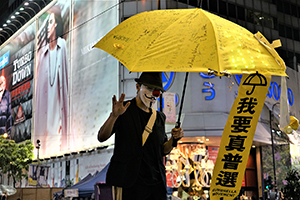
[0, 51, 9, 70]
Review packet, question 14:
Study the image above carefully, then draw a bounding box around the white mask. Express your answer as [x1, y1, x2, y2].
[139, 85, 161, 108]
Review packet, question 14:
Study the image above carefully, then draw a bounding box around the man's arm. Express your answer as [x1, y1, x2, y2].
[98, 113, 118, 142]
[163, 127, 183, 155]
[98, 93, 130, 142]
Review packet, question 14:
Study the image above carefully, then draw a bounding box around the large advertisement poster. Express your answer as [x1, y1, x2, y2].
[34, 1, 71, 157]
[70, 0, 118, 153]
[34, 0, 119, 158]
[0, 22, 35, 143]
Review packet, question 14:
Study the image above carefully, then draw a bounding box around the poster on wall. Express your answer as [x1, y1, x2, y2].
[29, 164, 50, 186]
[0, 22, 35, 143]
[34, 0, 71, 158]
[70, 0, 118, 152]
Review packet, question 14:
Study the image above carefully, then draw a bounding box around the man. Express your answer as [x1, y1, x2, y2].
[98, 72, 183, 200]
[1, 191, 7, 200]
[0, 76, 11, 136]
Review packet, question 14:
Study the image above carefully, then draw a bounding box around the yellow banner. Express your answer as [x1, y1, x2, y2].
[210, 73, 271, 200]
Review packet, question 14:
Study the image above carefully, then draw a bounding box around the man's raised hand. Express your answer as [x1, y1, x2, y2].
[111, 93, 131, 118]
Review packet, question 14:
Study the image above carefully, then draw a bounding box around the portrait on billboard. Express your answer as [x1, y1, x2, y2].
[0, 76, 12, 136]
[0, 22, 35, 143]
[35, 1, 70, 157]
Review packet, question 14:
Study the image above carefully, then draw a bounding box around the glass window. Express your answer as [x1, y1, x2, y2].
[201, 0, 208, 9]
[277, 49, 287, 60]
[286, 26, 292, 39]
[237, 6, 245, 21]
[283, 2, 291, 15]
[219, 0, 227, 16]
[278, 24, 285, 37]
[291, 4, 298, 17]
[189, 0, 198, 7]
[293, 29, 299, 41]
[246, 10, 254, 24]
[277, 0, 283, 12]
[209, 0, 217, 12]
[249, 12, 274, 29]
[228, 3, 236, 18]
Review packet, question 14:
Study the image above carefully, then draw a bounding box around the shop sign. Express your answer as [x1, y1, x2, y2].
[64, 189, 79, 197]
[0, 51, 9, 70]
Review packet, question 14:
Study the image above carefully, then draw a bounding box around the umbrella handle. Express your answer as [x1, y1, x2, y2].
[172, 122, 182, 147]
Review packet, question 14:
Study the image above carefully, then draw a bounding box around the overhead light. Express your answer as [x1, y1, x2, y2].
[20, 7, 24, 11]
[11, 15, 15, 19]
[3, 24, 7, 27]
[24, 2, 29, 6]
[15, 12, 20, 15]
[6, 20, 11, 23]
[0, 28, 3, 31]
[252, 145, 256, 148]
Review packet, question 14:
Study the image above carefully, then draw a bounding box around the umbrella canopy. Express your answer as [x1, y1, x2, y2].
[94, 8, 286, 76]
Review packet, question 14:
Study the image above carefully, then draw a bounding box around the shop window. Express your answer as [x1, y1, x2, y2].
[208, 0, 217, 12]
[219, 0, 227, 16]
[237, 6, 245, 21]
[228, 3, 236, 18]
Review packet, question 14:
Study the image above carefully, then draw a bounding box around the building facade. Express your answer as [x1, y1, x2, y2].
[0, 0, 299, 199]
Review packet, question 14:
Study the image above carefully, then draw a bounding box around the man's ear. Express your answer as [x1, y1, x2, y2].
[136, 83, 141, 90]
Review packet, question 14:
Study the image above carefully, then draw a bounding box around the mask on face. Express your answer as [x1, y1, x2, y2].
[139, 85, 161, 108]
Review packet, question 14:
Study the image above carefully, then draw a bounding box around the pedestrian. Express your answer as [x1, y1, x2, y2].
[98, 72, 184, 200]
[1, 192, 7, 200]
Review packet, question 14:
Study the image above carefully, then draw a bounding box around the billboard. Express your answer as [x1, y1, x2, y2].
[0, 22, 35, 143]
[34, 0, 71, 158]
[33, 0, 118, 158]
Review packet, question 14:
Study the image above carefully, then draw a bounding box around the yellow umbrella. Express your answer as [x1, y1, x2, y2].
[94, 8, 286, 76]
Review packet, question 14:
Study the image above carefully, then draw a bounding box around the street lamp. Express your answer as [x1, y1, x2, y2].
[269, 102, 279, 195]
[36, 139, 41, 187]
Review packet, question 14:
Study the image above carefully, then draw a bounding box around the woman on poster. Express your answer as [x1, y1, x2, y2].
[35, 5, 68, 156]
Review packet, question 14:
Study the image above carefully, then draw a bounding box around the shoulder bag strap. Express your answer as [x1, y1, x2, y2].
[142, 108, 157, 146]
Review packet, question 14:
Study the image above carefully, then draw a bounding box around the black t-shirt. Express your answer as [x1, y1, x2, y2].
[110, 98, 167, 187]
